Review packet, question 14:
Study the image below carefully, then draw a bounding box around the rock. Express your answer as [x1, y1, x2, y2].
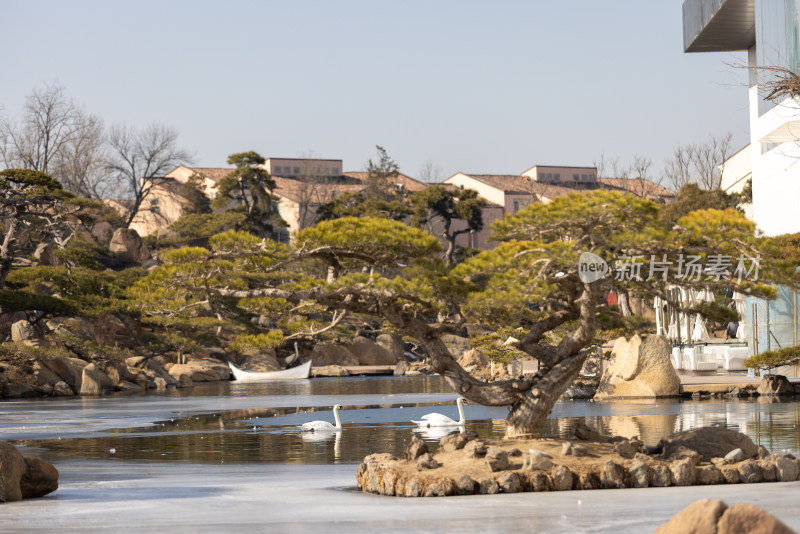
[19, 456, 58, 499]
[416, 453, 440, 471]
[697, 465, 725, 485]
[0, 442, 25, 502]
[550, 465, 575, 491]
[79, 363, 113, 395]
[311, 365, 351, 377]
[42, 358, 87, 390]
[593, 335, 680, 399]
[442, 334, 469, 353]
[738, 460, 762, 483]
[496, 472, 522, 493]
[628, 459, 650, 488]
[439, 431, 476, 452]
[614, 438, 642, 459]
[457, 348, 488, 371]
[657, 427, 758, 462]
[478, 477, 500, 494]
[310, 343, 359, 367]
[455, 474, 476, 494]
[772, 455, 800, 482]
[654, 499, 727, 534]
[152, 377, 168, 390]
[758, 445, 770, 459]
[168, 360, 223, 382]
[91, 221, 114, 245]
[522, 451, 553, 471]
[562, 378, 599, 399]
[177, 374, 194, 388]
[725, 448, 746, 462]
[720, 465, 741, 484]
[757, 375, 795, 396]
[109, 228, 151, 264]
[527, 471, 551, 492]
[717, 503, 796, 534]
[2, 383, 37, 398]
[562, 441, 590, 456]
[33, 243, 61, 266]
[485, 447, 510, 472]
[104, 360, 138, 386]
[651, 464, 673, 487]
[463, 440, 487, 458]
[10, 320, 37, 342]
[240, 349, 280, 372]
[375, 334, 405, 362]
[343, 336, 395, 366]
[758, 459, 778, 482]
[52, 381, 73, 396]
[670, 458, 697, 486]
[507, 448, 522, 457]
[578, 472, 600, 490]
[571, 420, 609, 442]
[404, 436, 428, 460]
[600, 460, 626, 489]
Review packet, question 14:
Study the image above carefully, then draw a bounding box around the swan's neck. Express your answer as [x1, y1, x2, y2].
[333, 406, 342, 429]
[457, 399, 465, 425]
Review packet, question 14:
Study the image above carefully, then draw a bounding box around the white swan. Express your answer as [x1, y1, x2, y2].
[300, 404, 343, 432]
[411, 398, 467, 427]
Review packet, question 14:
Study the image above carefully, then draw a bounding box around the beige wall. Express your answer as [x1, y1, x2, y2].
[264, 158, 342, 176]
[165, 166, 222, 199]
[444, 173, 506, 206]
[127, 189, 186, 237]
[522, 165, 596, 185]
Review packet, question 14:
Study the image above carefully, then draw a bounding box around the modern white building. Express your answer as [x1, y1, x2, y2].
[684, 0, 800, 236]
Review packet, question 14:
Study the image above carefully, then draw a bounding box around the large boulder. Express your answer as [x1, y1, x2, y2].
[42, 357, 88, 390]
[0, 311, 27, 339]
[343, 336, 396, 365]
[375, 334, 405, 361]
[310, 343, 359, 367]
[658, 427, 759, 462]
[109, 228, 151, 264]
[656, 499, 795, 534]
[19, 456, 58, 499]
[33, 242, 62, 266]
[168, 359, 227, 382]
[757, 375, 795, 396]
[11, 320, 37, 342]
[79, 363, 114, 395]
[458, 348, 489, 371]
[0, 441, 25, 502]
[239, 349, 280, 372]
[593, 335, 680, 399]
[91, 221, 114, 246]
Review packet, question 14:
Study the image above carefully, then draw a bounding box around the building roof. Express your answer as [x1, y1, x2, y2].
[183, 167, 234, 183]
[463, 174, 579, 198]
[343, 171, 428, 192]
[271, 176, 364, 204]
[597, 177, 676, 200]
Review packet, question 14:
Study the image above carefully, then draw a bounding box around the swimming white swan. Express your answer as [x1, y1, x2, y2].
[300, 404, 343, 432]
[411, 398, 467, 427]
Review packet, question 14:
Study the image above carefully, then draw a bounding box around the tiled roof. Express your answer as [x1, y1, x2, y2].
[598, 177, 675, 200]
[185, 167, 234, 183]
[343, 171, 428, 192]
[272, 176, 365, 204]
[465, 174, 579, 198]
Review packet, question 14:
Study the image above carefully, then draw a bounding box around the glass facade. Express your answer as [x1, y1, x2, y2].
[757, 0, 800, 115]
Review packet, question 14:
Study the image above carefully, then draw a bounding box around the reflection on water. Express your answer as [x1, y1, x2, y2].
[11, 376, 800, 464]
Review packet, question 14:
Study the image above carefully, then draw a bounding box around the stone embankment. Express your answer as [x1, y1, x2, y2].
[357, 424, 800, 497]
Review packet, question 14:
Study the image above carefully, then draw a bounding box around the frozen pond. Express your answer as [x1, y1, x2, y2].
[3, 375, 800, 532]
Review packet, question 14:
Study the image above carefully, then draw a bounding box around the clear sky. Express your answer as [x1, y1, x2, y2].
[1, 0, 749, 181]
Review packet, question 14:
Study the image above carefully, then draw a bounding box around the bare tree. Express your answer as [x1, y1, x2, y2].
[105, 123, 193, 227]
[631, 154, 655, 198]
[51, 112, 114, 200]
[664, 144, 694, 192]
[418, 158, 443, 183]
[691, 133, 732, 190]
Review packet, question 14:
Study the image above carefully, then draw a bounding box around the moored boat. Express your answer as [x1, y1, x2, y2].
[228, 360, 312, 381]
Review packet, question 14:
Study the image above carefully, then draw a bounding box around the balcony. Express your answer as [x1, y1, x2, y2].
[683, 0, 755, 52]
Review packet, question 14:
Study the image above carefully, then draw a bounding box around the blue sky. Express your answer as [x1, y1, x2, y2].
[1, 1, 749, 180]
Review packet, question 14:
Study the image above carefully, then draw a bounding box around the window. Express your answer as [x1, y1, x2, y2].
[293, 167, 300, 174]
[273, 229, 290, 244]
[573, 174, 579, 181]
[581, 174, 588, 181]
[149, 196, 160, 215]
[273, 166, 282, 174]
[554, 173, 560, 181]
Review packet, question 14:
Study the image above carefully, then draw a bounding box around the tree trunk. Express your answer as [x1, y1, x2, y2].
[0, 215, 20, 290]
[618, 291, 632, 316]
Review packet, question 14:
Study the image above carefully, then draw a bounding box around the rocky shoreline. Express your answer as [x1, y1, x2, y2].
[356, 424, 800, 497]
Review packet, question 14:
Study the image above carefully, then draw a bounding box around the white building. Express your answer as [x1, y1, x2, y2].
[684, 0, 800, 236]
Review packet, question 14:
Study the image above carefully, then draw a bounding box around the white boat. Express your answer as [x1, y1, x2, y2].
[228, 360, 312, 381]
